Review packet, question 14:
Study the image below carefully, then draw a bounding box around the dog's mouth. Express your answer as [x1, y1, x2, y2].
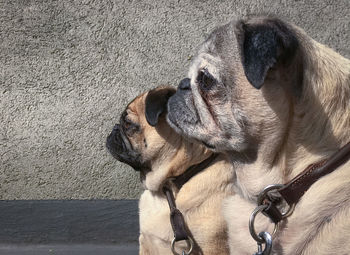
[166, 112, 185, 135]
[106, 124, 147, 171]
[167, 113, 217, 150]
[167, 90, 199, 135]
[202, 141, 216, 149]
[167, 88, 220, 151]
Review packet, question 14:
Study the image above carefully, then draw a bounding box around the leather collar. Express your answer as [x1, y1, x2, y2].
[279, 141, 350, 206]
[260, 142, 350, 224]
[162, 153, 219, 244]
[172, 153, 219, 190]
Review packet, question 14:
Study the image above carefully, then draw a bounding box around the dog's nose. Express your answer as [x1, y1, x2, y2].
[178, 78, 191, 90]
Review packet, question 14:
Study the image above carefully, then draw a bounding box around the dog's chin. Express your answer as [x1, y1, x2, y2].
[167, 112, 216, 149]
[166, 113, 185, 135]
[139, 169, 148, 188]
[166, 114, 202, 145]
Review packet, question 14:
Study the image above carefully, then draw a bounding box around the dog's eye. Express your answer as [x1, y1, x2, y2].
[123, 118, 141, 136]
[197, 69, 216, 91]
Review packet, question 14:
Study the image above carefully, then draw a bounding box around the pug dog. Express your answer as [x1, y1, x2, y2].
[167, 16, 350, 254]
[106, 86, 234, 255]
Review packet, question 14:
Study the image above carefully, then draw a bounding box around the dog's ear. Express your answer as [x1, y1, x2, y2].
[145, 87, 176, 126]
[235, 17, 299, 89]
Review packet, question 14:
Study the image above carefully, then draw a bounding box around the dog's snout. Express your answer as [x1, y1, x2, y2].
[107, 124, 122, 151]
[178, 78, 191, 90]
[107, 124, 120, 147]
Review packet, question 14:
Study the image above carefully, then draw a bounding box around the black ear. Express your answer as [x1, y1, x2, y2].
[235, 18, 299, 89]
[145, 87, 176, 126]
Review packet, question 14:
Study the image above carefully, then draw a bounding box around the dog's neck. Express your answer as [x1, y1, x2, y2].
[172, 154, 235, 207]
[149, 153, 234, 205]
[170, 153, 219, 190]
[284, 38, 350, 178]
[233, 36, 350, 201]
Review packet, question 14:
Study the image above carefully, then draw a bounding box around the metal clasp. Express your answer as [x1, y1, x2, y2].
[253, 232, 272, 255]
[250, 184, 296, 255]
[171, 236, 194, 255]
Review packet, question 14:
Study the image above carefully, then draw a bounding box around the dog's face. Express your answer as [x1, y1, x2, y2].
[167, 17, 300, 153]
[106, 86, 211, 190]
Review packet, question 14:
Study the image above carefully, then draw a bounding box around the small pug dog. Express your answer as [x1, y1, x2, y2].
[167, 16, 350, 254]
[106, 86, 234, 255]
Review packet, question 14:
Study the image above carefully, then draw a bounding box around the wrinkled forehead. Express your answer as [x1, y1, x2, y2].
[123, 93, 146, 117]
[188, 51, 222, 80]
[188, 21, 239, 80]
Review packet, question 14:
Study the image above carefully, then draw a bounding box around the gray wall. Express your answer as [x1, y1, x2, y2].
[1, 0, 349, 199]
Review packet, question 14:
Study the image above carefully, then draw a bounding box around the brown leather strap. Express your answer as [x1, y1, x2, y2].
[162, 153, 218, 242]
[259, 142, 350, 224]
[262, 199, 283, 224]
[163, 185, 189, 241]
[172, 153, 219, 190]
[279, 142, 350, 206]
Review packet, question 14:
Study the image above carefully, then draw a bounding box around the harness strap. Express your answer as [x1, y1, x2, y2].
[163, 185, 189, 241]
[162, 153, 218, 242]
[250, 142, 350, 249]
[279, 141, 350, 206]
[261, 142, 350, 223]
[172, 153, 219, 190]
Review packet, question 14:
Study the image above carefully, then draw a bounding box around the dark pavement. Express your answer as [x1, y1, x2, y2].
[0, 244, 138, 255]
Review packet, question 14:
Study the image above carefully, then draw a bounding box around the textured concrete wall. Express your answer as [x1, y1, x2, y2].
[1, 0, 349, 199]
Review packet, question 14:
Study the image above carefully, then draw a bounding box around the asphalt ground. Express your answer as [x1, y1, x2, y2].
[0, 244, 138, 255]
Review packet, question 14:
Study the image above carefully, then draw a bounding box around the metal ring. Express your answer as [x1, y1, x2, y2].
[257, 184, 295, 218]
[282, 203, 295, 218]
[171, 236, 194, 255]
[249, 205, 279, 243]
[257, 184, 284, 205]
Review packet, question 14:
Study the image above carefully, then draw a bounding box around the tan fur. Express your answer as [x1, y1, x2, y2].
[121, 88, 235, 255]
[223, 22, 350, 255]
[139, 157, 234, 255]
[167, 16, 350, 254]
